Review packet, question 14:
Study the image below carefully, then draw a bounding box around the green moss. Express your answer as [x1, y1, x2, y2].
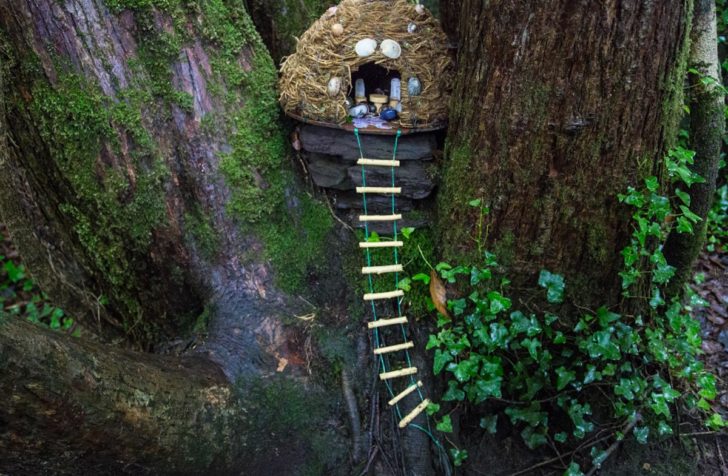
[237, 376, 346, 474]
[185, 208, 220, 260]
[660, 2, 694, 157]
[258, 193, 333, 293]
[437, 144, 478, 260]
[30, 73, 168, 330]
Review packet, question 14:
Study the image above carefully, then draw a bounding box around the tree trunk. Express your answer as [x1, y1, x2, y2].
[0, 1, 354, 473]
[0, 318, 245, 475]
[0, 0, 312, 356]
[438, 0, 693, 307]
[663, 0, 724, 293]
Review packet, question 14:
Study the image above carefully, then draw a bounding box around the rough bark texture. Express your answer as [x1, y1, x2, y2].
[438, 0, 693, 306]
[0, 0, 311, 360]
[0, 2, 352, 473]
[0, 318, 244, 475]
[663, 0, 724, 293]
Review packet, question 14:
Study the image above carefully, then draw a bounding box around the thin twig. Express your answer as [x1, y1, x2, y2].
[508, 432, 618, 476]
[323, 190, 354, 233]
[716, 436, 728, 476]
[585, 415, 642, 476]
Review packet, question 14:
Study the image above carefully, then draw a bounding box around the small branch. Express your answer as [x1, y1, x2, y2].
[716, 436, 728, 476]
[342, 368, 364, 463]
[508, 425, 627, 476]
[585, 414, 642, 476]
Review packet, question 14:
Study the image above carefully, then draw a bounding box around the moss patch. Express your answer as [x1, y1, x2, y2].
[237, 376, 348, 475]
[30, 72, 168, 332]
[258, 192, 333, 293]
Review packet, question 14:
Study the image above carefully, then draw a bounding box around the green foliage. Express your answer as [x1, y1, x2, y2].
[424, 145, 723, 468]
[0, 254, 76, 334]
[258, 193, 333, 293]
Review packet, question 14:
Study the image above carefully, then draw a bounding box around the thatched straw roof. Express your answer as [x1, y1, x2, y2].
[278, 0, 453, 129]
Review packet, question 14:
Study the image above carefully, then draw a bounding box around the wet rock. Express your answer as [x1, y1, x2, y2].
[333, 191, 413, 212]
[299, 125, 435, 161]
[347, 161, 434, 200]
[306, 153, 354, 189]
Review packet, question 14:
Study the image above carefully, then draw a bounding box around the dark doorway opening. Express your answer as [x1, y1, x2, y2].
[349, 63, 400, 97]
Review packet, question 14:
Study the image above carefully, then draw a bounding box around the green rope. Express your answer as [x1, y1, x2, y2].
[355, 128, 449, 471]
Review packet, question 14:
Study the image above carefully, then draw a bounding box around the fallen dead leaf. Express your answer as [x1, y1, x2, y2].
[430, 269, 449, 318]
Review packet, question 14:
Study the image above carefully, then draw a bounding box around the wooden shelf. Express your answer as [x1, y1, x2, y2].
[285, 111, 446, 136]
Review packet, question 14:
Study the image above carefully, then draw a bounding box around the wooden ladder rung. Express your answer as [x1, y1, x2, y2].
[380, 367, 417, 380]
[356, 187, 402, 194]
[359, 214, 402, 222]
[358, 158, 400, 167]
[368, 316, 408, 329]
[362, 264, 404, 275]
[364, 290, 404, 301]
[399, 399, 431, 428]
[374, 341, 414, 355]
[359, 241, 404, 249]
[388, 381, 423, 406]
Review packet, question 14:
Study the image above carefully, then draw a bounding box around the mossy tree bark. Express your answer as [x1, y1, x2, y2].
[0, 1, 350, 473]
[0, 0, 305, 354]
[438, 0, 694, 307]
[0, 318, 246, 475]
[663, 0, 725, 294]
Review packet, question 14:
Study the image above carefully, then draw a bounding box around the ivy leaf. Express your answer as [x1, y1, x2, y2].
[426, 334, 440, 350]
[675, 188, 691, 206]
[449, 448, 468, 467]
[645, 176, 659, 192]
[468, 198, 482, 207]
[652, 262, 676, 284]
[480, 415, 498, 434]
[473, 376, 503, 401]
[564, 462, 584, 476]
[707, 413, 727, 430]
[397, 277, 412, 292]
[433, 349, 453, 374]
[401, 227, 415, 239]
[451, 356, 480, 382]
[633, 426, 649, 444]
[596, 307, 620, 327]
[555, 366, 576, 391]
[679, 205, 702, 223]
[583, 365, 601, 384]
[442, 381, 465, 401]
[436, 414, 453, 433]
[4, 261, 24, 283]
[426, 402, 440, 415]
[521, 337, 541, 360]
[649, 288, 665, 309]
[521, 426, 548, 449]
[538, 269, 565, 303]
[657, 420, 674, 436]
[412, 273, 431, 285]
[554, 432, 568, 443]
[487, 291, 512, 314]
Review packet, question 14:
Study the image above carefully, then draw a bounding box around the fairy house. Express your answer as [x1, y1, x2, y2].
[279, 0, 453, 132]
[279, 1, 453, 228]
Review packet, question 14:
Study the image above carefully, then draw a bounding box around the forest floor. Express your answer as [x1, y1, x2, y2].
[1, 223, 727, 475]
